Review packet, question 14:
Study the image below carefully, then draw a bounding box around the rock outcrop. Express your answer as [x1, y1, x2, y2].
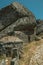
[0, 2, 36, 39]
[36, 20, 43, 35]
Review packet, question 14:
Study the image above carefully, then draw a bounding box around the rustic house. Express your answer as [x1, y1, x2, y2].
[0, 36, 23, 58]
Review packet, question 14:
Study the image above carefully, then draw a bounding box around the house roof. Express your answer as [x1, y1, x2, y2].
[0, 36, 23, 43]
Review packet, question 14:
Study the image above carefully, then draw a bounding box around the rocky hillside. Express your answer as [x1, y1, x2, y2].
[0, 2, 43, 65]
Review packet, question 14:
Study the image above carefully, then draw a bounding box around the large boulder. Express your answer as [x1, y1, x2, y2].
[0, 2, 36, 38]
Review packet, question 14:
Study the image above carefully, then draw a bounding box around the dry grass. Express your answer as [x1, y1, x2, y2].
[19, 39, 43, 65]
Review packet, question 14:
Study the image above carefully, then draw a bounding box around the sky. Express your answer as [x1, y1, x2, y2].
[0, 0, 43, 19]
